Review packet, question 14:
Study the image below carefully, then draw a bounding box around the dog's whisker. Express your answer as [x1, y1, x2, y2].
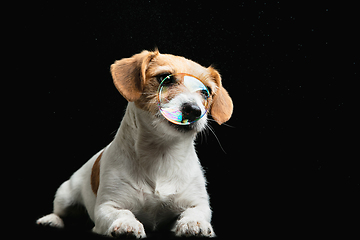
[203, 127, 209, 143]
[206, 124, 226, 154]
[219, 122, 235, 128]
[198, 127, 207, 144]
[207, 118, 235, 128]
[110, 129, 118, 136]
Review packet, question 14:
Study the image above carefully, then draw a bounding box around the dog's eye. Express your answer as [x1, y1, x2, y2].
[156, 73, 171, 83]
[200, 89, 210, 99]
[157, 74, 177, 85]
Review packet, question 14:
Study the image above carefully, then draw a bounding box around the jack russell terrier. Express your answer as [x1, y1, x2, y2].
[37, 50, 233, 238]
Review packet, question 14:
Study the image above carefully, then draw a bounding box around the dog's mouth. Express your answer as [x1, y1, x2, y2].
[157, 103, 204, 133]
[168, 121, 196, 132]
[154, 108, 206, 134]
[155, 109, 200, 133]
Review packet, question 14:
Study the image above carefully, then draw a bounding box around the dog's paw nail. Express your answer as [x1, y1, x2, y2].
[175, 218, 215, 237]
[109, 219, 146, 239]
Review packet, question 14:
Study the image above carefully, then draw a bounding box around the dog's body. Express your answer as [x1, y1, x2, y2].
[37, 50, 232, 238]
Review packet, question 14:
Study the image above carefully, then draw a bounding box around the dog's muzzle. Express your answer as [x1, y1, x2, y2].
[157, 73, 210, 125]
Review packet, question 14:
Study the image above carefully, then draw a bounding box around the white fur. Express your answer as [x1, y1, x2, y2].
[37, 102, 215, 238]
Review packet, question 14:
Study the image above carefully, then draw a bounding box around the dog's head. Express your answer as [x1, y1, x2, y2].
[111, 50, 233, 135]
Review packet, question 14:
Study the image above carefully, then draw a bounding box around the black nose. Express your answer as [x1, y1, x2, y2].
[181, 103, 202, 122]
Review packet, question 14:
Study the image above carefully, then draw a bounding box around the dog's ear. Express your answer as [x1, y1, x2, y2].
[208, 66, 233, 125]
[111, 50, 159, 102]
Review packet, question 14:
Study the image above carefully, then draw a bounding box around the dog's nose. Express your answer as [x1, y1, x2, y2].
[181, 103, 202, 122]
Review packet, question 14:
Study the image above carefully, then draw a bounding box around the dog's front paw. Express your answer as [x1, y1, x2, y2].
[175, 217, 215, 238]
[109, 218, 146, 239]
[36, 213, 64, 228]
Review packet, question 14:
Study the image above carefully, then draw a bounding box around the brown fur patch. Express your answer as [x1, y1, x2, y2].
[111, 50, 159, 102]
[91, 151, 103, 195]
[208, 67, 233, 125]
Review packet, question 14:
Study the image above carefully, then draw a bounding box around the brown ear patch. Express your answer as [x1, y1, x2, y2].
[111, 50, 159, 102]
[91, 151, 103, 195]
[207, 66, 233, 125]
[211, 86, 233, 125]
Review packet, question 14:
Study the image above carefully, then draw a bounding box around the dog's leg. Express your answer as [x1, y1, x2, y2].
[36, 213, 64, 228]
[93, 202, 146, 238]
[36, 179, 80, 228]
[174, 205, 215, 237]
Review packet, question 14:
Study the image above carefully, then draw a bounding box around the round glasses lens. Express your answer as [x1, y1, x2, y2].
[157, 73, 210, 125]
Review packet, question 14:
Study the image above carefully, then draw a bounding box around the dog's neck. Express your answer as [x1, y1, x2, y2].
[112, 103, 198, 191]
[114, 103, 196, 160]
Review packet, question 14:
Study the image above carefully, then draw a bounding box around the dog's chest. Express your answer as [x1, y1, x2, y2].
[135, 184, 184, 230]
[137, 176, 183, 205]
[140, 187, 175, 209]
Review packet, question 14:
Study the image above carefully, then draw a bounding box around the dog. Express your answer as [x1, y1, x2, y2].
[36, 50, 233, 238]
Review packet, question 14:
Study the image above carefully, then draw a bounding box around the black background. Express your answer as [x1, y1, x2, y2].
[12, 1, 358, 239]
